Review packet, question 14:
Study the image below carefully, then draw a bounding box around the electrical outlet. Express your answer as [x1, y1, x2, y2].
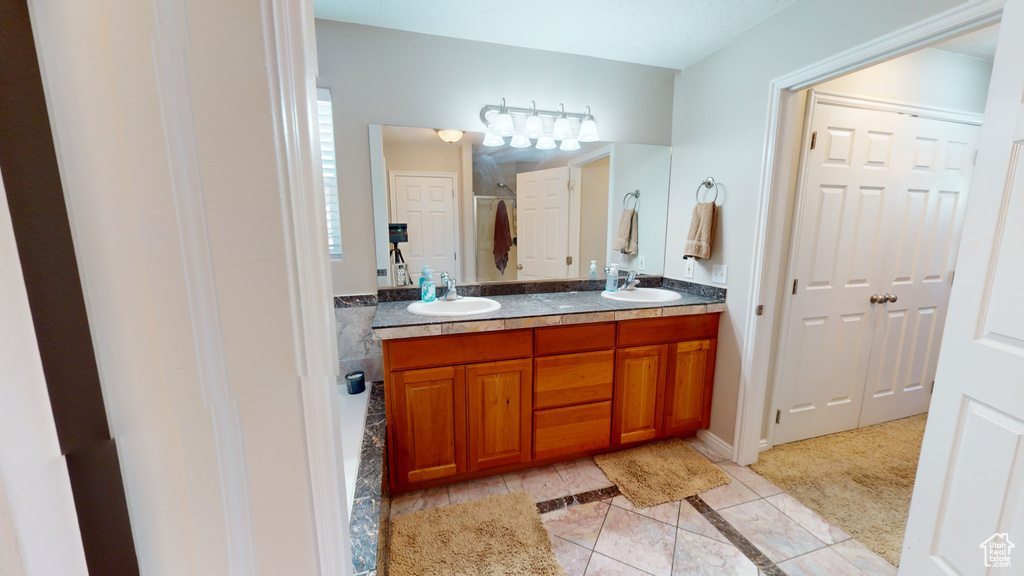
[684, 258, 695, 279]
[711, 264, 728, 284]
[638, 255, 646, 271]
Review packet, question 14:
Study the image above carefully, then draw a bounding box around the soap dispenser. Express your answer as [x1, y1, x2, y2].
[420, 268, 436, 302]
[589, 260, 598, 279]
[605, 264, 619, 292]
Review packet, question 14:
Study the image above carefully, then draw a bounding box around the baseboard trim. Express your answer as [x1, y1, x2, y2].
[696, 429, 735, 463]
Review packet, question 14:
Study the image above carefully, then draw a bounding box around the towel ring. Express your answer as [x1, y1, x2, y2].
[623, 189, 640, 210]
[695, 177, 719, 204]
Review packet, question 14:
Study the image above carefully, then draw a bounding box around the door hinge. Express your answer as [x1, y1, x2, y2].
[566, 256, 573, 265]
[454, 253, 457, 260]
[810, 131, 817, 150]
[756, 304, 764, 316]
[930, 380, 935, 394]
[950, 270, 955, 286]
[568, 180, 574, 191]
[776, 410, 781, 424]
[792, 279, 798, 295]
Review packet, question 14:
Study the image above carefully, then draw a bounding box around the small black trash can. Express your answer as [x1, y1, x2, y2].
[345, 370, 366, 395]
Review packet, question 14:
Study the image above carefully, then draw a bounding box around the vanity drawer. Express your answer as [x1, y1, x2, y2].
[387, 329, 533, 371]
[535, 322, 616, 356]
[534, 401, 612, 460]
[534, 350, 614, 409]
[617, 314, 719, 348]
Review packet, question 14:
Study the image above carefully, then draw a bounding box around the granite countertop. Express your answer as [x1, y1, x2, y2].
[372, 286, 726, 340]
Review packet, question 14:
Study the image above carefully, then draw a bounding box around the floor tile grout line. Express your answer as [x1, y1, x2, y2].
[685, 495, 789, 576]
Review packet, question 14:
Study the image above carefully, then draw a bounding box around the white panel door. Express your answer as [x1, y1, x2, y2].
[860, 117, 980, 427]
[774, 102, 903, 444]
[516, 166, 570, 280]
[902, 4, 1024, 572]
[390, 173, 458, 280]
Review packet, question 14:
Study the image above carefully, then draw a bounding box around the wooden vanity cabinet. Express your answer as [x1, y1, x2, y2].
[384, 313, 721, 493]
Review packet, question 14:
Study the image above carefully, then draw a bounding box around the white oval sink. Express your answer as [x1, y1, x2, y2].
[601, 287, 682, 303]
[407, 297, 501, 317]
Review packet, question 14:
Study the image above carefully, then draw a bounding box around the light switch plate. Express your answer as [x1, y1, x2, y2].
[684, 258, 695, 279]
[711, 264, 728, 284]
[638, 255, 646, 271]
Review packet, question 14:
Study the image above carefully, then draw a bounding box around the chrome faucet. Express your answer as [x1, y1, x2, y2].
[621, 271, 640, 291]
[439, 272, 460, 301]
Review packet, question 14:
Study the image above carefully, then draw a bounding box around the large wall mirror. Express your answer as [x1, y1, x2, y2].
[370, 124, 671, 287]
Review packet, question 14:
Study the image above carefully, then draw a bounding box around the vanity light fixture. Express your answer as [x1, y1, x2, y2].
[578, 106, 599, 142]
[479, 99, 599, 150]
[536, 136, 556, 150]
[552, 104, 572, 141]
[493, 98, 515, 137]
[559, 138, 581, 151]
[524, 101, 544, 139]
[435, 129, 464, 144]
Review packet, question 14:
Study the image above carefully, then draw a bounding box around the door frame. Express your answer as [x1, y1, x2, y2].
[387, 170, 462, 275]
[767, 90, 983, 448]
[568, 145, 613, 278]
[733, 0, 1004, 466]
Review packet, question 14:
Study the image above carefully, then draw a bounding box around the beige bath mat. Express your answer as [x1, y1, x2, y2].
[750, 414, 927, 566]
[389, 490, 565, 576]
[594, 438, 730, 508]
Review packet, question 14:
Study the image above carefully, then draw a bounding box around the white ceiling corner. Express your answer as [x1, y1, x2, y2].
[931, 22, 1000, 62]
[313, 0, 796, 71]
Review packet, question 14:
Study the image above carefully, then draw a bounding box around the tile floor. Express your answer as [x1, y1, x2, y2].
[388, 438, 898, 576]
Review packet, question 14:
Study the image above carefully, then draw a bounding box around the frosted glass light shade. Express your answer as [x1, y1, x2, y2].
[483, 130, 505, 147]
[552, 114, 572, 140]
[578, 117, 599, 142]
[509, 133, 531, 148]
[435, 129, 464, 143]
[524, 114, 544, 138]
[535, 136, 556, 150]
[494, 111, 515, 137]
[559, 138, 580, 151]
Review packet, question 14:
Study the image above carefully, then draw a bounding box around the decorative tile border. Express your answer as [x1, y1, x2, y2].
[335, 294, 378, 308]
[685, 495, 788, 576]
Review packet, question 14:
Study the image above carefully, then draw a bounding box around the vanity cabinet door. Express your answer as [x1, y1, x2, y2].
[663, 339, 716, 436]
[613, 345, 668, 445]
[391, 366, 466, 485]
[466, 358, 533, 471]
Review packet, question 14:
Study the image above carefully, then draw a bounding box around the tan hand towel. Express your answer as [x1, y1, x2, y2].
[612, 209, 638, 254]
[683, 202, 716, 260]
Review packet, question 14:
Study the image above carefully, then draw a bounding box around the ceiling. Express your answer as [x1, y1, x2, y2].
[313, 0, 795, 71]
[932, 22, 1000, 62]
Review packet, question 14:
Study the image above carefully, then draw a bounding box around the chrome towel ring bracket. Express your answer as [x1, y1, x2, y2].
[623, 189, 640, 210]
[696, 177, 720, 204]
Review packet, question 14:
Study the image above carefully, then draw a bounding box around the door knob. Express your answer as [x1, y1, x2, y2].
[870, 294, 883, 303]
[885, 293, 897, 303]
[516, 264, 523, 270]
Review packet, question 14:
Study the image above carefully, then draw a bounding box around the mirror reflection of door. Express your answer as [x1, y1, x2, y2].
[389, 171, 459, 283]
[516, 166, 570, 280]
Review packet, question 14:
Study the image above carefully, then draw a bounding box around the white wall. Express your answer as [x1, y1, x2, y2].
[664, 0, 966, 446]
[315, 20, 677, 295]
[29, 0, 329, 574]
[0, 171, 86, 576]
[816, 47, 992, 113]
[608, 144, 672, 273]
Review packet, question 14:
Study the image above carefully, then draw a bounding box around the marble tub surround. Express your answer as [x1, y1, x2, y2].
[349, 381, 387, 576]
[371, 285, 725, 339]
[337, 303, 384, 383]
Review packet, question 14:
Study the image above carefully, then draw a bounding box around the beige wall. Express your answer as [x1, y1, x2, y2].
[580, 156, 610, 270]
[315, 20, 677, 295]
[664, 0, 967, 446]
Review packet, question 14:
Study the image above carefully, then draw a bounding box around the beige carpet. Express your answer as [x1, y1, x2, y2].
[750, 414, 927, 566]
[594, 438, 730, 508]
[389, 491, 565, 576]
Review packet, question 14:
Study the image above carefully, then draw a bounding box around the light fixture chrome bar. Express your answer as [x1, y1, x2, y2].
[479, 103, 591, 124]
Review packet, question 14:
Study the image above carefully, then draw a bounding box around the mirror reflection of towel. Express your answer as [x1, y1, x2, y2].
[683, 202, 716, 259]
[493, 200, 513, 274]
[612, 209, 638, 254]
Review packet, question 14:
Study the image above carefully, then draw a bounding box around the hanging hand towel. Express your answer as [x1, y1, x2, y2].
[493, 199, 513, 275]
[612, 208, 639, 254]
[683, 202, 716, 260]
